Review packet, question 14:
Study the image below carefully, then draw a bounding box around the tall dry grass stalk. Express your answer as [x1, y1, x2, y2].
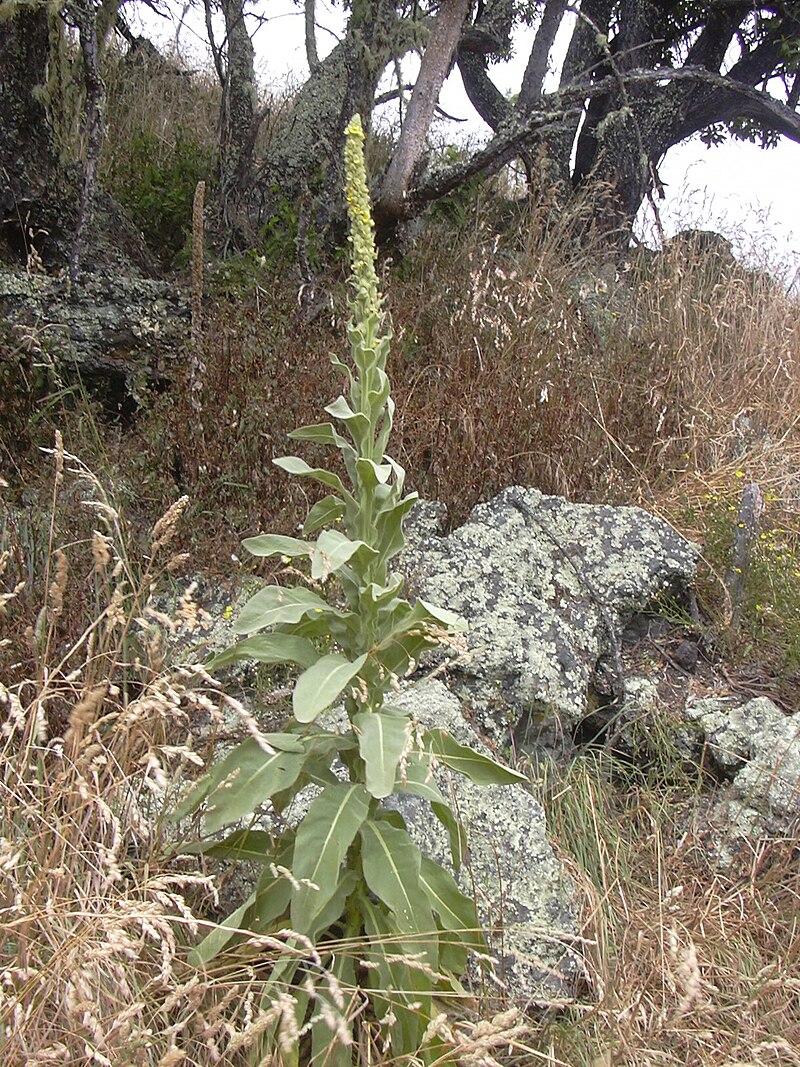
[0, 441, 302, 1065]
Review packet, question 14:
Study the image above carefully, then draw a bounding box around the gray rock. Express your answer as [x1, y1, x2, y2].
[685, 697, 800, 870]
[0, 266, 189, 403]
[388, 681, 580, 1004]
[404, 486, 699, 742]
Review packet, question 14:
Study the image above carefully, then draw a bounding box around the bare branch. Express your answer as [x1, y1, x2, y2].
[305, 0, 320, 72]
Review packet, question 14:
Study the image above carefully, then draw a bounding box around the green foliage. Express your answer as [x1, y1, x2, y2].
[177, 114, 525, 1061]
[110, 127, 212, 262]
[687, 483, 800, 671]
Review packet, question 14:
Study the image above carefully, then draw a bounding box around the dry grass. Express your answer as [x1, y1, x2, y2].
[0, 443, 282, 1064]
[529, 752, 800, 1067]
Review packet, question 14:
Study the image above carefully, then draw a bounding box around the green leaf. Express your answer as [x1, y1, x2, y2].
[273, 456, 354, 500]
[205, 633, 319, 671]
[234, 585, 346, 635]
[293, 652, 368, 723]
[431, 801, 468, 871]
[363, 576, 404, 605]
[419, 856, 485, 954]
[241, 533, 312, 559]
[189, 851, 293, 965]
[310, 951, 357, 1067]
[288, 421, 353, 454]
[359, 819, 436, 960]
[325, 395, 369, 437]
[374, 494, 419, 565]
[309, 869, 359, 938]
[396, 753, 446, 805]
[425, 729, 527, 786]
[360, 897, 432, 1057]
[354, 710, 411, 799]
[303, 494, 346, 536]
[180, 828, 278, 864]
[415, 599, 467, 632]
[189, 891, 255, 967]
[201, 739, 307, 833]
[291, 783, 370, 933]
[310, 529, 374, 581]
[355, 457, 393, 489]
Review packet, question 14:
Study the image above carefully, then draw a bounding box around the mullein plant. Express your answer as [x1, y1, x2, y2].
[178, 115, 526, 1062]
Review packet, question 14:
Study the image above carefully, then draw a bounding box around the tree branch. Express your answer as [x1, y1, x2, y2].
[379, 0, 472, 221]
[519, 0, 566, 107]
[408, 64, 800, 216]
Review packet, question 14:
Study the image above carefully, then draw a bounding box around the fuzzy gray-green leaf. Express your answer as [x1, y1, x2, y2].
[205, 633, 319, 672]
[273, 455, 354, 500]
[290, 782, 370, 933]
[359, 819, 436, 960]
[425, 728, 527, 786]
[303, 494, 346, 536]
[234, 585, 345, 635]
[293, 652, 368, 723]
[241, 533, 312, 559]
[354, 710, 410, 799]
[202, 739, 307, 833]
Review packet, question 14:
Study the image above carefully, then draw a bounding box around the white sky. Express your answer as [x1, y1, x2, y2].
[137, 0, 800, 288]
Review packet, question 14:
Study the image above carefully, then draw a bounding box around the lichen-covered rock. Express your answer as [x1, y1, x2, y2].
[404, 486, 699, 741]
[685, 697, 800, 870]
[0, 266, 188, 404]
[387, 681, 580, 1004]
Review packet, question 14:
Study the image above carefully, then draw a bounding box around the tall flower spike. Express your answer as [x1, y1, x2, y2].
[343, 115, 381, 326]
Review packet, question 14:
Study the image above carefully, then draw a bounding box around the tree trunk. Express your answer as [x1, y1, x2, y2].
[255, 0, 405, 236]
[0, 4, 76, 266]
[377, 0, 472, 225]
[215, 0, 259, 249]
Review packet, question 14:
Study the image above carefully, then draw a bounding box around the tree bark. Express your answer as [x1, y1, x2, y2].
[0, 3, 75, 266]
[215, 0, 259, 248]
[378, 0, 472, 224]
[255, 0, 406, 233]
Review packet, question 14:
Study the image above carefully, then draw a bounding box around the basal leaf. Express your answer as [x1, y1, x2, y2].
[205, 633, 319, 672]
[310, 952, 357, 1067]
[241, 533, 312, 559]
[360, 897, 432, 1057]
[291, 783, 370, 934]
[293, 652, 368, 723]
[234, 585, 346, 635]
[425, 729, 526, 786]
[189, 891, 255, 967]
[202, 739, 307, 833]
[353, 710, 411, 799]
[180, 828, 278, 864]
[189, 849, 292, 965]
[303, 494, 346, 536]
[359, 819, 436, 960]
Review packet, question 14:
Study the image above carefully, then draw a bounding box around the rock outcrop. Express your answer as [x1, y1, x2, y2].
[685, 696, 800, 871]
[0, 267, 189, 411]
[404, 486, 699, 746]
